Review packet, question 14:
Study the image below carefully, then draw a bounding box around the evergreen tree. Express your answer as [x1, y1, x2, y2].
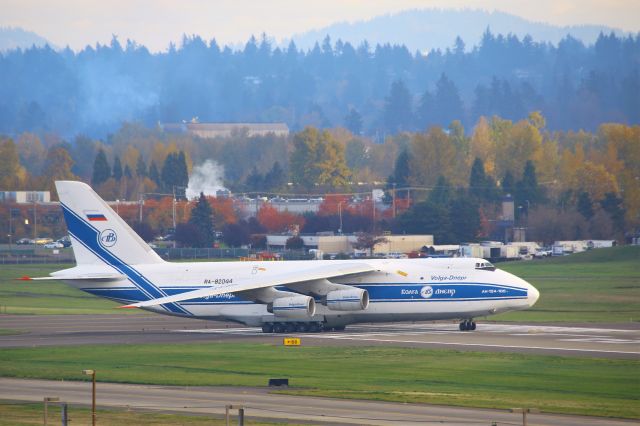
[344, 108, 363, 135]
[112, 155, 123, 181]
[149, 161, 161, 186]
[428, 175, 452, 205]
[469, 157, 497, 202]
[516, 160, 541, 210]
[389, 149, 410, 189]
[501, 171, 515, 196]
[177, 151, 189, 190]
[394, 200, 454, 243]
[188, 192, 215, 247]
[161, 153, 176, 191]
[577, 192, 594, 220]
[600, 192, 625, 233]
[91, 149, 111, 185]
[245, 166, 264, 190]
[416, 89, 435, 129]
[383, 79, 413, 134]
[161, 151, 189, 195]
[136, 155, 147, 177]
[449, 195, 481, 242]
[264, 161, 286, 190]
[124, 164, 133, 179]
[434, 73, 464, 126]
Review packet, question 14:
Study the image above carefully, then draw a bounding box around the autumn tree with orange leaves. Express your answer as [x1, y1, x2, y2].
[256, 204, 305, 233]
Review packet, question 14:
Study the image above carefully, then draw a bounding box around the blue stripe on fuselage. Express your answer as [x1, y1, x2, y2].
[361, 283, 527, 301]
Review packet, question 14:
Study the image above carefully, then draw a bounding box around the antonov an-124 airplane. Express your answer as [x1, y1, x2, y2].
[26, 181, 539, 333]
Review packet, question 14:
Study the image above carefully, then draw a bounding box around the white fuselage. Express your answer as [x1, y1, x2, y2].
[59, 257, 539, 327]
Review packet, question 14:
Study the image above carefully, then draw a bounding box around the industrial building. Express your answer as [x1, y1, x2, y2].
[266, 234, 434, 255]
[160, 122, 289, 138]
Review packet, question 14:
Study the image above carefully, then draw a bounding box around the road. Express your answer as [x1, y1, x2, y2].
[1, 314, 639, 359]
[0, 378, 636, 426]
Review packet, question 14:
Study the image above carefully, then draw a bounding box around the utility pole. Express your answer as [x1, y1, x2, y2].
[338, 201, 343, 234]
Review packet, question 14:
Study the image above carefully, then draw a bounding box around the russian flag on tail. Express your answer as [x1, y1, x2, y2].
[85, 211, 107, 221]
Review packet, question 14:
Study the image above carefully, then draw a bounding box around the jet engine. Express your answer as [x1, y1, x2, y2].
[269, 295, 316, 318]
[325, 288, 369, 311]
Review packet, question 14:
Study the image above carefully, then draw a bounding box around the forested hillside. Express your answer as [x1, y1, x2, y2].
[0, 30, 638, 137]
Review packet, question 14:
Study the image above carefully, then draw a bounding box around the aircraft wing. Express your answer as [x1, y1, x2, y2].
[121, 262, 376, 309]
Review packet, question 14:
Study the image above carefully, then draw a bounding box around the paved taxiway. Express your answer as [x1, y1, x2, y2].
[1, 314, 638, 359]
[0, 378, 636, 426]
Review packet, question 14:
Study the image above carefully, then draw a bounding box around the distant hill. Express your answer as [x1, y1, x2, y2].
[290, 9, 628, 52]
[0, 27, 51, 51]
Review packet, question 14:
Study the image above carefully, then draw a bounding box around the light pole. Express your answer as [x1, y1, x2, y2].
[392, 183, 397, 218]
[138, 194, 144, 222]
[7, 207, 12, 255]
[82, 369, 96, 426]
[338, 201, 343, 234]
[32, 194, 37, 245]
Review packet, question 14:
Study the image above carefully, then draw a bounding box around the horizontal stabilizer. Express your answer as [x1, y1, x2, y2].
[20, 273, 126, 282]
[121, 262, 375, 308]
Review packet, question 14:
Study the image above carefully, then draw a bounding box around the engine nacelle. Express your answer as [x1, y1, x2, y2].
[326, 288, 369, 311]
[269, 296, 316, 318]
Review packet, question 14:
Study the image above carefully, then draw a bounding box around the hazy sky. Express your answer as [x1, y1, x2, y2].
[2, 0, 639, 51]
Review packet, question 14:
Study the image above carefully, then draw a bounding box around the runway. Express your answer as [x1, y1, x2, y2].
[0, 378, 636, 426]
[1, 314, 639, 359]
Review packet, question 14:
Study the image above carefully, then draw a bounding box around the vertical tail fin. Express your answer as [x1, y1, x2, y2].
[56, 181, 164, 266]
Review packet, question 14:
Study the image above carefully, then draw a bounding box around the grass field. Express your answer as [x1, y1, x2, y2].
[0, 343, 637, 419]
[0, 401, 298, 426]
[495, 246, 640, 322]
[0, 264, 143, 315]
[1, 246, 638, 322]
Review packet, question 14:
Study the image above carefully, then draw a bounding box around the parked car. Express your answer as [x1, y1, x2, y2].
[57, 239, 72, 248]
[16, 238, 32, 245]
[44, 242, 64, 249]
[534, 248, 552, 258]
[35, 237, 53, 245]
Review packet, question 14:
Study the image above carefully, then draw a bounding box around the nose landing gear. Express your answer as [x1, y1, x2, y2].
[459, 319, 476, 331]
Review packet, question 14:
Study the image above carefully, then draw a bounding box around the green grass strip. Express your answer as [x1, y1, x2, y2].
[0, 343, 637, 419]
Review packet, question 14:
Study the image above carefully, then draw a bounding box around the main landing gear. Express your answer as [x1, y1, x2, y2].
[459, 319, 476, 331]
[261, 322, 346, 334]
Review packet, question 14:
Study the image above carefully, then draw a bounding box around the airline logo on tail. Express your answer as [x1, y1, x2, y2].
[99, 229, 118, 247]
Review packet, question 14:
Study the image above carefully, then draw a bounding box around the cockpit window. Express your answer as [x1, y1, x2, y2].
[475, 261, 496, 271]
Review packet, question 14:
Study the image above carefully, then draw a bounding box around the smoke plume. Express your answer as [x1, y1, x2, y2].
[186, 160, 227, 199]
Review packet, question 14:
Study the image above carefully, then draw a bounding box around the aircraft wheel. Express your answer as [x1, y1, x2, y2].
[273, 323, 285, 333]
[471, 321, 477, 331]
[261, 323, 274, 333]
[333, 325, 346, 332]
[459, 320, 473, 331]
[308, 322, 321, 333]
[295, 322, 309, 333]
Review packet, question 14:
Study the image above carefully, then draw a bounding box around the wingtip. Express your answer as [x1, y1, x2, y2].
[118, 304, 137, 309]
[18, 276, 32, 281]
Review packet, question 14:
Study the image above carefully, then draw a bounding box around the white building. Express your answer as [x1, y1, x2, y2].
[0, 191, 50, 203]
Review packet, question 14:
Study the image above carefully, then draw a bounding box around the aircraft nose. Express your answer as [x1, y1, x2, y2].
[528, 284, 540, 307]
